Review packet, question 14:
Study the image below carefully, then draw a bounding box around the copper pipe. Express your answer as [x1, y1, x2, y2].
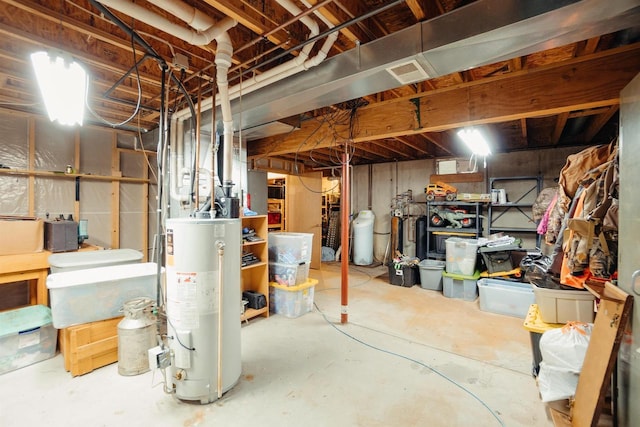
[340, 151, 350, 324]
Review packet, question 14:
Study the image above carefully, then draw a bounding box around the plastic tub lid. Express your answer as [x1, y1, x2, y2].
[418, 259, 445, 269]
[46, 262, 160, 289]
[0, 305, 52, 336]
[48, 248, 143, 268]
[479, 244, 522, 253]
[270, 278, 318, 291]
[441, 270, 481, 280]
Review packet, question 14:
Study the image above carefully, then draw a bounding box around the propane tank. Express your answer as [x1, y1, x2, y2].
[118, 297, 157, 376]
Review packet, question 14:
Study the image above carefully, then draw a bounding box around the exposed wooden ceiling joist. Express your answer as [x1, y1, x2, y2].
[249, 44, 639, 159]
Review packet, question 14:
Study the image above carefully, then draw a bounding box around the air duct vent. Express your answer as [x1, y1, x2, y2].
[386, 59, 429, 85]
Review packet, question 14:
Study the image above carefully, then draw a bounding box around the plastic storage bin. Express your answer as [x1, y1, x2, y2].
[46, 262, 161, 328]
[388, 263, 418, 287]
[477, 278, 535, 318]
[269, 278, 317, 318]
[442, 270, 480, 301]
[523, 304, 564, 377]
[445, 237, 479, 276]
[532, 284, 595, 323]
[268, 232, 313, 263]
[269, 261, 310, 286]
[0, 305, 57, 375]
[48, 248, 143, 273]
[418, 260, 445, 291]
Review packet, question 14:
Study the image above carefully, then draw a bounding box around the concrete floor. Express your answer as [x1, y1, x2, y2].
[0, 262, 553, 427]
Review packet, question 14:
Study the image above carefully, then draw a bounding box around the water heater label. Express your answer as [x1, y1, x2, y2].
[167, 270, 220, 329]
[167, 270, 199, 329]
[196, 271, 218, 314]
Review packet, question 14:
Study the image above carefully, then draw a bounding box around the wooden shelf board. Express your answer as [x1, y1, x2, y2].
[241, 306, 268, 321]
[430, 172, 484, 183]
[0, 168, 149, 183]
[241, 261, 267, 270]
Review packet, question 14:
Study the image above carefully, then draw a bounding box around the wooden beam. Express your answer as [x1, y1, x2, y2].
[142, 151, 149, 262]
[305, 0, 363, 44]
[202, 0, 289, 47]
[406, 0, 426, 20]
[74, 130, 81, 221]
[430, 172, 484, 183]
[394, 135, 431, 156]
[369, 139, 416, 158]
[520, 118, 528, 140]
[28, 117, 35, 217]
[568, 107, 613, 119]
[419, 132, 454, 155]
[551, 112, 569, 145]
[350, 146, 380, 162]
[510, 56, 523, 71]
[577, 36, 601, 56]
[584, 106, 618, 143]
[249, 45, 640, 158]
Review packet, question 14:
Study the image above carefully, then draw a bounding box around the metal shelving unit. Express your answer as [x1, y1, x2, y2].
[424, 201, 484, 260]
[487, 176, 542, 247]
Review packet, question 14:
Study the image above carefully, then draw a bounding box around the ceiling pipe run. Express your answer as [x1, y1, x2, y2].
[100, 0, 237, 45]
[171, 0, 338, 121]
[98, 0, 239, 197]
[203, 0, 639, 138]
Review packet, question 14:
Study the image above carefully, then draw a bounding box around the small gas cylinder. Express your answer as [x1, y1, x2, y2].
[118, 297, 157, 376]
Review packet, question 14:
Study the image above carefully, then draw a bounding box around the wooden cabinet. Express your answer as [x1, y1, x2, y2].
[267, 198, 285, 231]
[240, 215, 269, 321]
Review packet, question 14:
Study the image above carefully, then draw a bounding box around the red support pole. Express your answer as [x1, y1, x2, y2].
[341, 153, 350, 324]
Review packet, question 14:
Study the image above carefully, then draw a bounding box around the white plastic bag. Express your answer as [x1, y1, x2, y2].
[537, 362, 580, 402]
[540, 322, 592, 373]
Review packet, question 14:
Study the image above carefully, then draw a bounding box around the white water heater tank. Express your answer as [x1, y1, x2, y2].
[165, 218, 241, 404]
[353, 210, 375, 266]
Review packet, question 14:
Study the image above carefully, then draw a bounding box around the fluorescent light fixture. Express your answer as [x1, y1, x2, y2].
[457, 128, 491, 156]
[31, 51, 88, 126]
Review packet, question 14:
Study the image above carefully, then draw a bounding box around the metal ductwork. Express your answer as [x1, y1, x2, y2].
[212, 0, 639, 139]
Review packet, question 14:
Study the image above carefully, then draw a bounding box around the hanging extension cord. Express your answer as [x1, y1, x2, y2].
[312, 300, 506, 427]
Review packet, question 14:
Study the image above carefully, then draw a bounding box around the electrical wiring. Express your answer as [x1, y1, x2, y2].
[289, 98, 364, 196]
[313, 264, 376, 292]
[166, 316, 195, 351]
[312, 300, 506, 427]
[86, 28, 143, 128]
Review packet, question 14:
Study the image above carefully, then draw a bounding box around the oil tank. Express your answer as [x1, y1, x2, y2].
[165, 218, 241, 404]
[353, 210, 375, 265]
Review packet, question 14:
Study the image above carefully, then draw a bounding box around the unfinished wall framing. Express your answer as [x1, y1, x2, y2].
[0, 109, 156, 259]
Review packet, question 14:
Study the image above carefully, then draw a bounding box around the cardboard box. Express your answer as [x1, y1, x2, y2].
[0, 216, 44, 256]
